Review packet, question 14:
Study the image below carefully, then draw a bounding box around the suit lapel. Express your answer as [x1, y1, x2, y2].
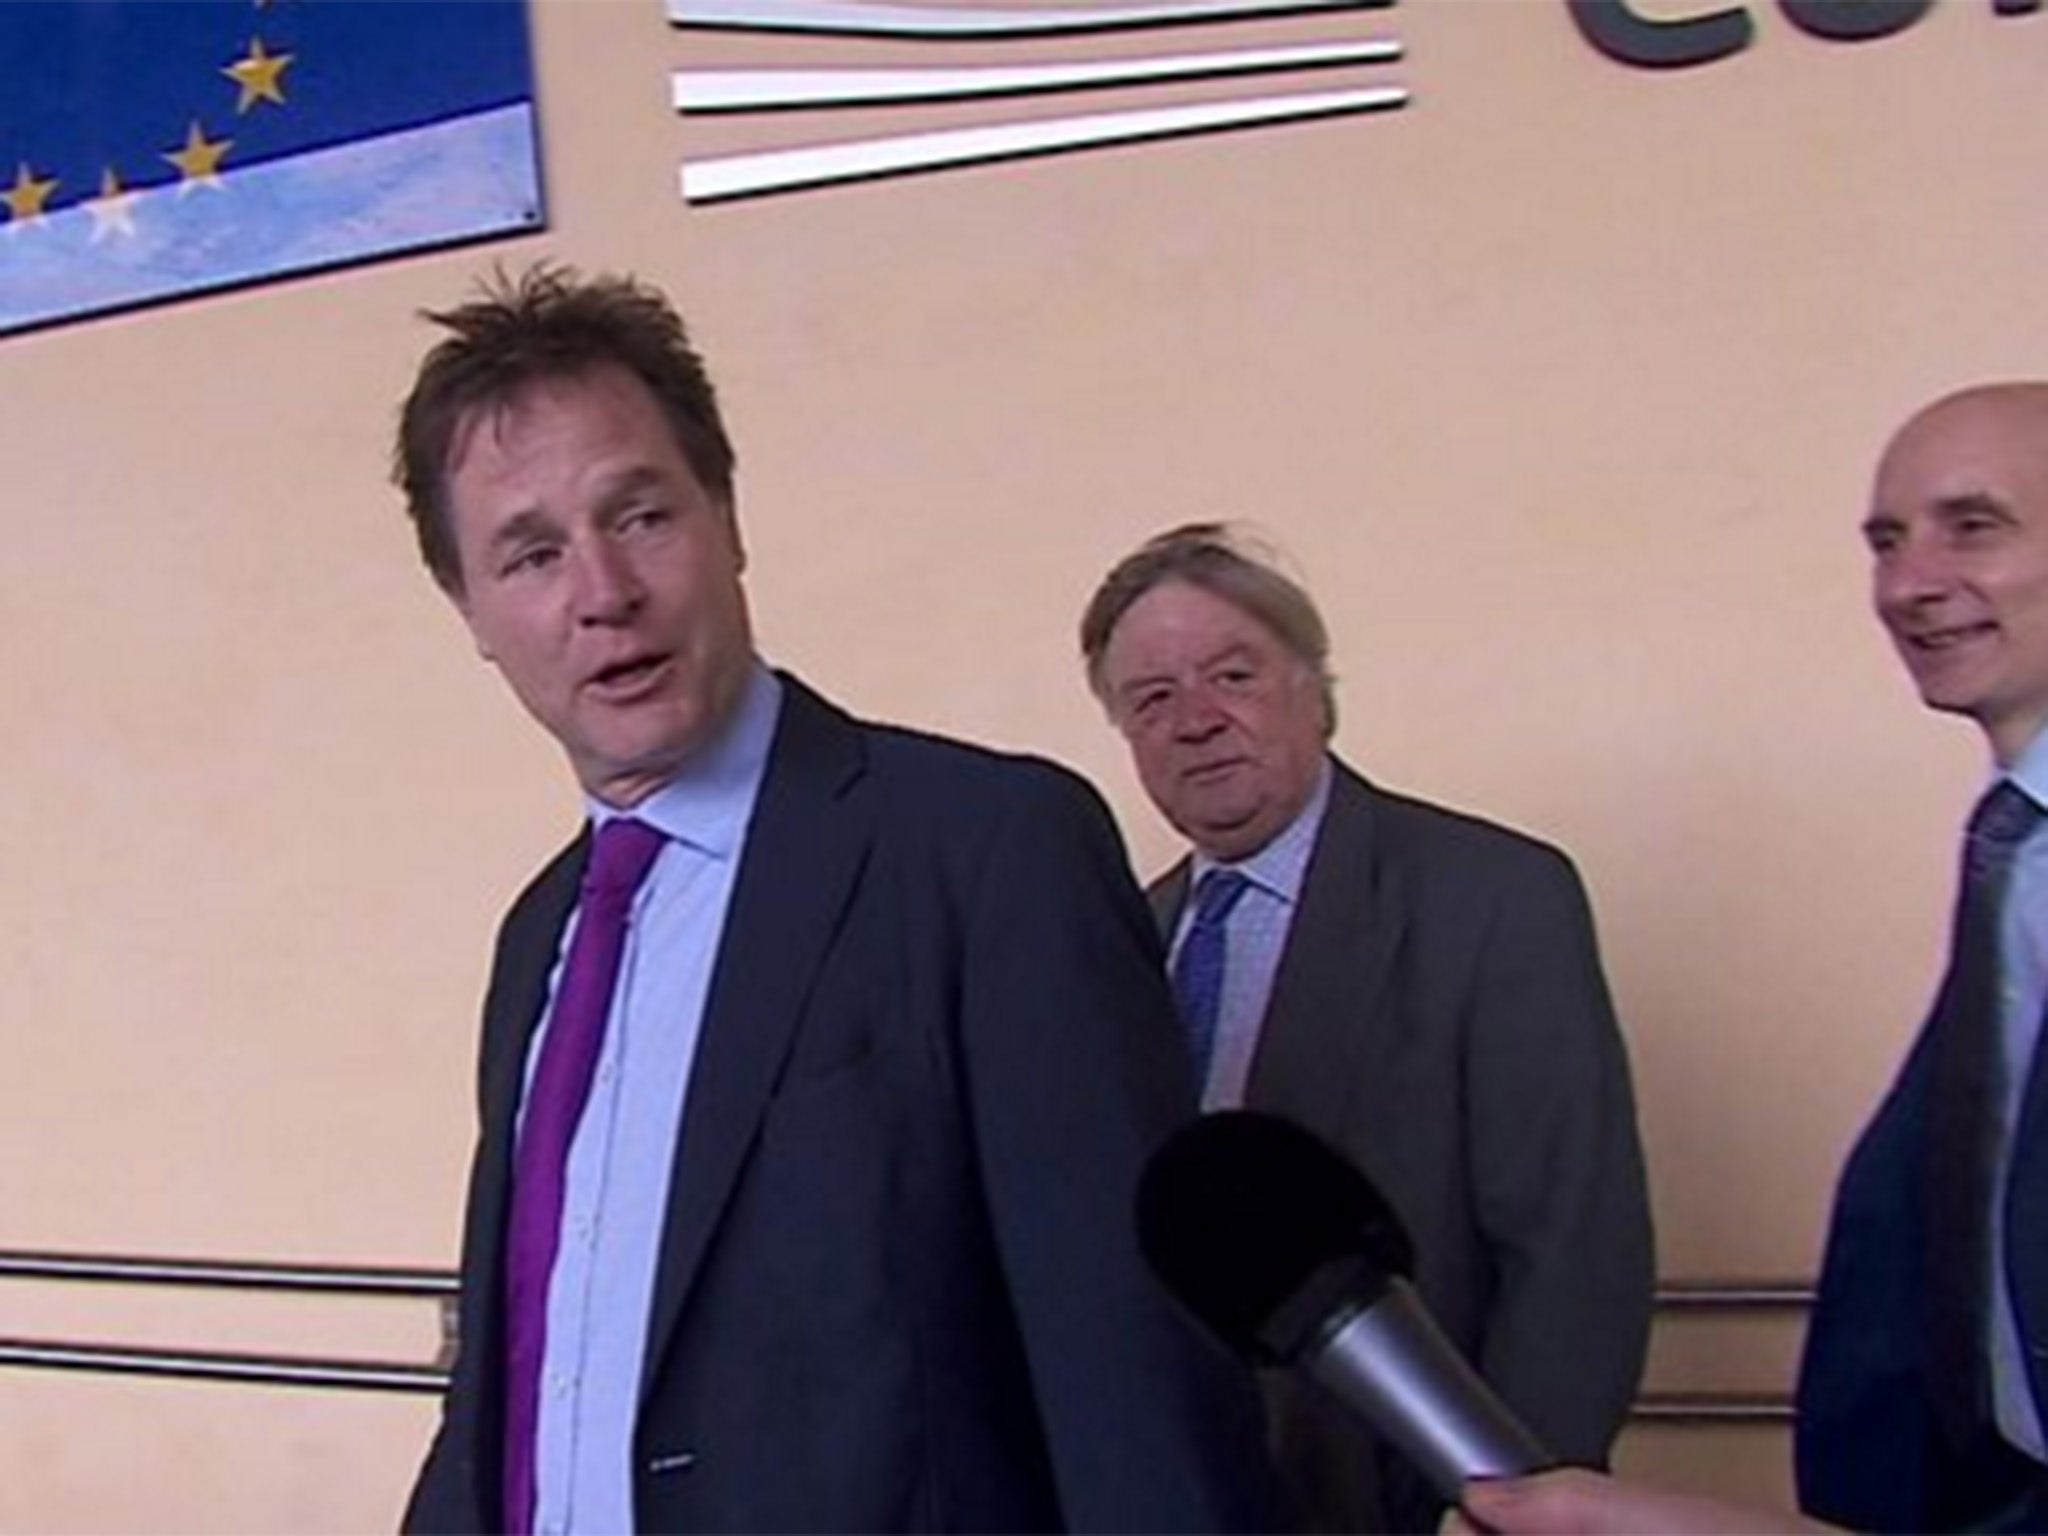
[642, 677, 873, 1377]
[1246, 763, 1405, 1134]
[1149, 859, 1191, 940]
[2003, 996, 2048, 1416]
[473, 844, 587, 1318]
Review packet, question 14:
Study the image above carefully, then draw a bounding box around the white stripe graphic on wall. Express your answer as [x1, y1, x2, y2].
[670, 0, 1404, 202]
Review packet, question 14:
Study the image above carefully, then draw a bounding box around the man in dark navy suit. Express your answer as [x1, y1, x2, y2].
[394, 266, 1281, 1535]
[1799, 383, 2048, 1532]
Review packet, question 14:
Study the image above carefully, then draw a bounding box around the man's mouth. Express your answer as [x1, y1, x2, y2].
[1903, 621, 1995, 655]
[586, 653, 670, 696]
[1183, 757, 1245, 785]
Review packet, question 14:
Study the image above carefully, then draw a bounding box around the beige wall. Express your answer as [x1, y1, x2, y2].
[2, 0, 2042, 1525]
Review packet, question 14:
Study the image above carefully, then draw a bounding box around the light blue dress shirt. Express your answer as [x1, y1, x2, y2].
[525, 662, 781, 1536]
[1168, 757, 1332, 1109]
[1988, 726, 2048, 1464]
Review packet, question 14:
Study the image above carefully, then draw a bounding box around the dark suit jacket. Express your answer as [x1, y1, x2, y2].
[406, 676, 1283, 1534]
[1796, 961, 2048, 1531]
[1150, 760, 1655, 1533]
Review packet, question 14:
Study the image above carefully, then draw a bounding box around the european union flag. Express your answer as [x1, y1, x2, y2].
[0, 0, 544, 337]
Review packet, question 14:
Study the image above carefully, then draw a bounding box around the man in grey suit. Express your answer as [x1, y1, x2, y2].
[1081, 522, 1655, 1534]
[397, 271, 1282, 1534]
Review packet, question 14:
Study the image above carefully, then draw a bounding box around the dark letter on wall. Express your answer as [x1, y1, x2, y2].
[1780, 0, 1930, 41]
[1566, 0, 1754, 68]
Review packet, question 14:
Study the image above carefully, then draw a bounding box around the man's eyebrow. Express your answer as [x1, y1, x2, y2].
[594, 465, 667, 510]
[1116, 670, 1175, 698]
[487, 507, 556, 551]
[1931, 490, 2013, 519]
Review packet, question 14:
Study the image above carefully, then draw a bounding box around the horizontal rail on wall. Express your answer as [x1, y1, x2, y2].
[0, 1338, 1798, 1421]
[0, 1337, 447, 1394]
[0, 1250, 456, 1297]
[1654, 1280, 1813, 1311]
[1633, 1390, 1792, 1425]
[0, 1254, 1811, 1310]
[0, 1254, 1811, 1416]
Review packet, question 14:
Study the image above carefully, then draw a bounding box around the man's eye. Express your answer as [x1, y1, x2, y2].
[621, 506, 671, 534]
[502, 545, 559, 577]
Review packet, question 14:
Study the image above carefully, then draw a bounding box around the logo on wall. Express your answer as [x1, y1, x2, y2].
[1567, 0, 2040, 68]
[0, 0, 543, 339]
[669, 0, 1406, 203]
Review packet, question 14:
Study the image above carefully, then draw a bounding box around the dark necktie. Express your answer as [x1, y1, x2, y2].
[1172, 869, 1252, 1081]
[1926, 779, 2042, 1440]
[502, 817, 666, 1536]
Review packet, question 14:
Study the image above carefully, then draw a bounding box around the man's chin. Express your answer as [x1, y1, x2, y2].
[1911, 682, 1987, 722]
[573, 740, 701, 807]
[1176, 808, 1268, 861]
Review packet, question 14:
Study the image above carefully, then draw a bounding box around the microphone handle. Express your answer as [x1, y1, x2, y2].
[1303, 1277, 1555, 1500]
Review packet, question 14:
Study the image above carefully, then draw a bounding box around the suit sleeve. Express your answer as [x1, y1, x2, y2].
[951, 763, 1288, 1534]
[1461, 844, 1655, 1464]
[1794, 1026, 1953, 1530]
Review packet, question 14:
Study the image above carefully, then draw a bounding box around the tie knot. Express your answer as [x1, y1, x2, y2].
[584, 817, 666, 899]
[1968, 780, 2043, 854]
[1190, 868, 1252, 929]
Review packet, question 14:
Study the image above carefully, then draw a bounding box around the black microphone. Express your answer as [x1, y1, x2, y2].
[1136, 1110, 1554, 1502]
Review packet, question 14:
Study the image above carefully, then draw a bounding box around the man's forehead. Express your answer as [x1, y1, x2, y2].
[1114, 585, 1283, 653]
[1874, 387, 2048, 502]
[1890, 383, 2048, 461]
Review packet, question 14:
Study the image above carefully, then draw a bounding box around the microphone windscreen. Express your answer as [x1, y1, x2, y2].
[1136, 1111, 1415, 1364]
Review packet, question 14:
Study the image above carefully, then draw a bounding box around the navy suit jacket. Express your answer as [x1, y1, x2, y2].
[405, 676, 1283, 1533]
[1797, 951, 2048, 1531]
[1152, 761, 1654, 1533]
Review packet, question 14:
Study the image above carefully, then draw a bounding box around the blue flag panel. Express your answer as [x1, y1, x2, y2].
[0, 0, 545, 337]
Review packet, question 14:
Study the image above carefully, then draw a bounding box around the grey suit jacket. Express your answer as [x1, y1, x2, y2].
[407, 675, 1284, 1534]
[1151, 759, 1654, 1533]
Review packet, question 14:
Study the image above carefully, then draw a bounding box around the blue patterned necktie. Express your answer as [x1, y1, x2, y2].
[1172, 869, 1252, 1081]
[1926, 779, 2043, 1438]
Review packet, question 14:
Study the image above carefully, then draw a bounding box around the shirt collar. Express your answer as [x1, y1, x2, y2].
[1190, 755, 1333, 904]
[586, 659, 782, 861]
[2001, 724, 2048, 814]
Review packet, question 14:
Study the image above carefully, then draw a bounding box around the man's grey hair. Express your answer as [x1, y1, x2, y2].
[1079, 521, 1337, 736]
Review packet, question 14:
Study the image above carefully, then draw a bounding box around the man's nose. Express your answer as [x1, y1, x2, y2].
[1876, 536, 1953, 609]
[571, 538, 644, 622]
[1169, 684, 1229, 739]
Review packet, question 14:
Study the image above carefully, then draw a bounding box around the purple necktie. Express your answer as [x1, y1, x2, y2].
[1172, 869, 1252, 1081]
[502, 816, 666, 1536]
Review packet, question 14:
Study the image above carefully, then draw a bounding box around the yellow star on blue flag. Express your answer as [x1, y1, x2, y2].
[1, 1, 545, 337]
